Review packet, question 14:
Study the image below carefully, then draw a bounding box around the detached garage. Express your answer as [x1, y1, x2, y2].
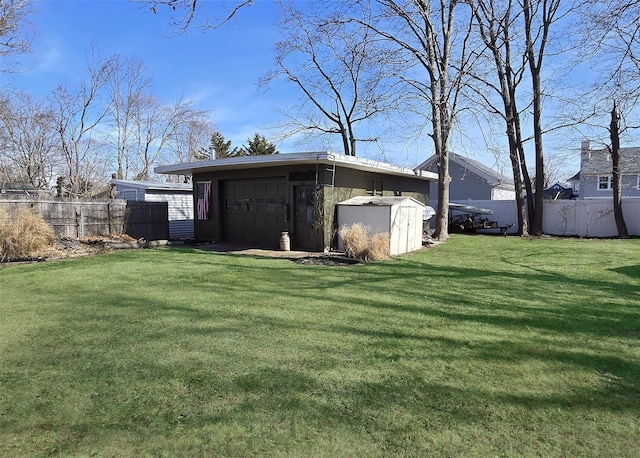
[337, 196, 427, 256]
[155, 152, 436, 251]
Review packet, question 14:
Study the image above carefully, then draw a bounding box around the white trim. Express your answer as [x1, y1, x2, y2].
[154, 152, 438, 181]
[111, 179, 192, 192]
[597, 175, 612, 191]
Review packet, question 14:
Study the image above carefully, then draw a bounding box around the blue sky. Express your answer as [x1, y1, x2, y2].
[5, 0, 606, 177]
[3, 0, 432, 168]
[5, 2, 310, 154]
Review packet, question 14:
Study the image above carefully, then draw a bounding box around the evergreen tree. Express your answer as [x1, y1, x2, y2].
[240, 133, 279, 156]
[210, 131, 242, 158]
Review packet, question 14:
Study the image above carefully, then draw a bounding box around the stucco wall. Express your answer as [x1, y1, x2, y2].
[191, 164, 431, 248]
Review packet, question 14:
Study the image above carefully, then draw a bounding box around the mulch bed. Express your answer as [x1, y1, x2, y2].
[294, 255, 362, 266]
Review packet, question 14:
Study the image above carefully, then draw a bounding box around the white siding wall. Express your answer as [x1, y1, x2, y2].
[491, 187, 516, 200]
[146, 191, 194, 239]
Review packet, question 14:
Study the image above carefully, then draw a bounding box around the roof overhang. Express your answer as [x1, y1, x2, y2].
[111, 179, 192, 192]
[154, 152, 438, 181]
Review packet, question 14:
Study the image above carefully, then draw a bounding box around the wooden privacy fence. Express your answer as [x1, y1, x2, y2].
[0, 197, 169, 241]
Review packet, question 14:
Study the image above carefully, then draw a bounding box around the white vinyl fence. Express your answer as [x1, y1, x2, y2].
[451, 198, 640, 237]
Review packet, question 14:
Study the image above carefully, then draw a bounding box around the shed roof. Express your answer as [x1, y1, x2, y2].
[111, 179, 192, 192]
[154, 152, 437, 181]
[337, 196, 426, 207]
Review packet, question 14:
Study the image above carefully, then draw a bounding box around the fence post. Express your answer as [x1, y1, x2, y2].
[107, 201, 112, 235]
[79, 207, 85, 238]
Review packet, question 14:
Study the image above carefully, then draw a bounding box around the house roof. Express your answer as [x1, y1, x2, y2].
[111, 179, 192, 192]
[567, 171, 580, 182]
[581, 146, 640, 175]
[154, 152, 438, 181]
[542, 183, 574, 200]
[417, 153, 514, 187]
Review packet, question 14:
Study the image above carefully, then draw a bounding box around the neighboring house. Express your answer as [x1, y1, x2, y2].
[567, 171, 580, 197]
[416, 153, 515, 203]
[155, 152, 437, 251]
[111, 179, 194, 239]
[578, 140, 640, 198]
[0, 182, 47, 196]
[542, 183, 574, 200]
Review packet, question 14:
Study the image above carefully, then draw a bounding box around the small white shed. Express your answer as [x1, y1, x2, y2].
[337, 196, 427, 256]
[111, 179, 194, 239]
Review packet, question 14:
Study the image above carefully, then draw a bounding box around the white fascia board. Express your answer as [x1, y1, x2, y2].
[111, 179, 191, 191]
[155, 152, 438, 181]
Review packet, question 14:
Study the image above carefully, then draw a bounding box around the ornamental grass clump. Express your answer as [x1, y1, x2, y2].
[368, 232, 390, 261]
[0, 207, 55, 261]
[339, 223, 390, 261]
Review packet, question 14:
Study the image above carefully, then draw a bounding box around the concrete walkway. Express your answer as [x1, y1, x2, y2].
[185, 242, 324, 259]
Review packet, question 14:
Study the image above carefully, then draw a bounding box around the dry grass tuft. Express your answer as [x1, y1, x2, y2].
[368, 232, 390, 261]
[339, 223, 390, 262]
[0, 207, 55, 261]
[340, 223, 370, 260]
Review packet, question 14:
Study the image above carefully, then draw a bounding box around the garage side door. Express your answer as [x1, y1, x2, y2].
[223, 179, 288, 247]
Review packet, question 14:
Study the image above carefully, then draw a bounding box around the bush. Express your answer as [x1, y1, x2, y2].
[368, 232, 391, 261]
[0, 207, 55, 261]
[339, 223, 390, 262]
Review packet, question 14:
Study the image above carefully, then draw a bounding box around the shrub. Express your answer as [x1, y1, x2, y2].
[0, 207, 55, 261]
[339, 223, 390, 262]
[368, 232, 390, 261]
[339, 223, 370, 260]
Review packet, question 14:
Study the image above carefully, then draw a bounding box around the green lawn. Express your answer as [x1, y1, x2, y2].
[1, 235, 639, 457]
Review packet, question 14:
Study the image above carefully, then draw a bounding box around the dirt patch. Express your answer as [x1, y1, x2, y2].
[1, 234, 140, 264]
[294, 255, 362, 266]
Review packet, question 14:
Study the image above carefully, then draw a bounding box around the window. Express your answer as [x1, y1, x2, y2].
[366, 179, 383, 196]
[598, 175, 612, 190]
[636, 175, 640, 190]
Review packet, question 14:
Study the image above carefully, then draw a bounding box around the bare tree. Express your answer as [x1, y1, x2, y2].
[469, 0, 569, 236]
[576, 0, 638, 237]
[0, 91, 58, 190]
[469, 0, 531, 236]
[522, 0, 566, 235]
[131, 95, 197, 180]
[105, 55, 152, 180]
[608, 101, 630, 237]
[0, 0, 32, 73]
[134, 0, 254, 31]
[51, 47, 113, 197]
[171, 116, 216, 163]
[262, 2, 398, 156]
[348, 0, 476, 240]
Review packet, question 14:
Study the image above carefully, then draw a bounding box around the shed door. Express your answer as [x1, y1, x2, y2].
[294, 186, 318, 250]
[223, 179, 288, 247]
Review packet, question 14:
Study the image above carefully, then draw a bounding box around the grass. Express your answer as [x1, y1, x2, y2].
[1, 235, 639, 457]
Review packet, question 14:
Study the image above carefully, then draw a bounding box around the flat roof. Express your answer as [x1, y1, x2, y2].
[154, 152, 437, 181]
[111, 179, 192, 192]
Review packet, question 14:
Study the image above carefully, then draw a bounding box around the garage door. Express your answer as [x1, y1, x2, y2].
[223, 179, 288, 247]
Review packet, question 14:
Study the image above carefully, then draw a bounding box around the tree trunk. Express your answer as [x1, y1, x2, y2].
[610, 102, 629, 238]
